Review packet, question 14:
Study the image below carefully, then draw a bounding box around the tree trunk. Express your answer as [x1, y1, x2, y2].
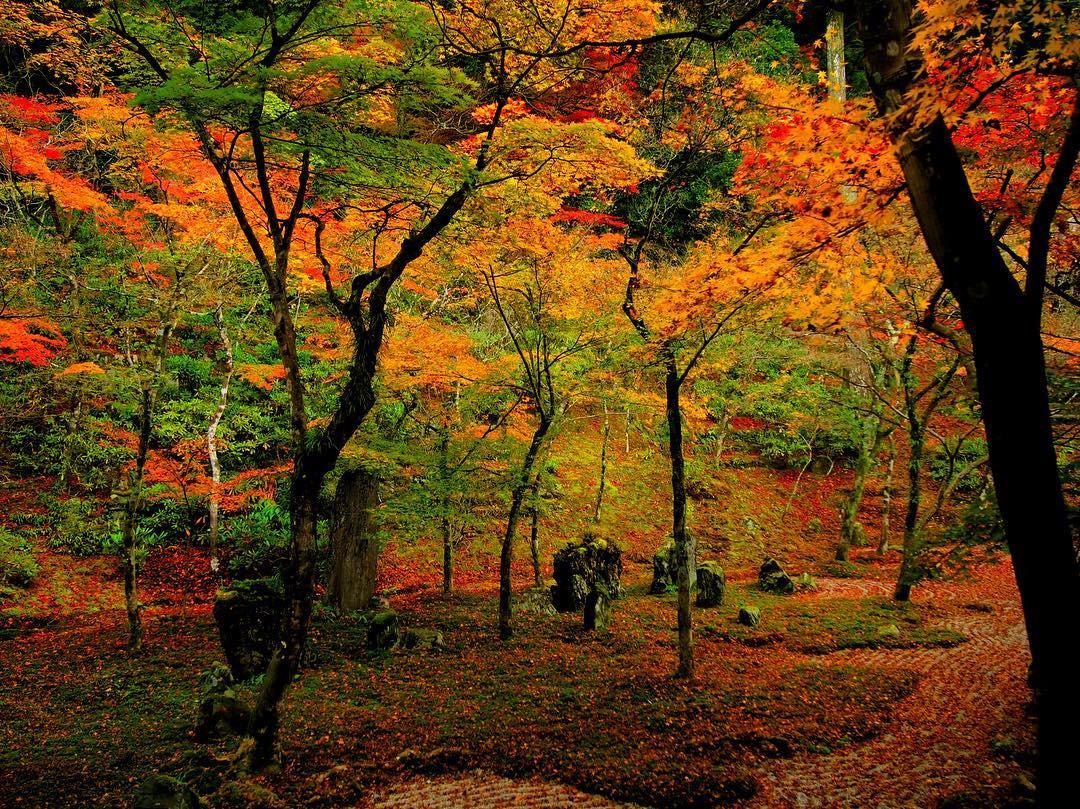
[245, 478, 319, 767]
[327, 468, 379, 611]
[877, 433, 896, 556]
[120, 387, 154, 650]
[894, 336, 923, 601]
[666, 351, 693, 679]
[441, 512, 454, 596]
[825, 8, 847, 103]
[837, 402, 880, 561]
[435, 429, 454, 596]
[498, 417, 550, 640]
[529, 474, 543, 587]
[593, 402, 610, 522]
[854, 0, 1080, 793]
[208, 306, 235, 574]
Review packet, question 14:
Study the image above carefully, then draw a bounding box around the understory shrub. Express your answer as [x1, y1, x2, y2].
[0, 527, 39, 588]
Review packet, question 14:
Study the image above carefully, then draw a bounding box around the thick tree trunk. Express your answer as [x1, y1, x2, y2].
[666, 352, 694, 679]
[498, 417, 550, 640]
[895, 336, 923, 601]
[894, 418, 922, 601]
[244, 292, 379, 769]
[245, 479, 319, 767]
[855, 0, 1080, 794]
[327, 468, 379, 611]
[436, 429, 454, 596]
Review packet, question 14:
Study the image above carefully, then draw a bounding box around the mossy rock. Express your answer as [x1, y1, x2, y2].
[584, 583, 612, 632]
[551, 534, 622, 612]
[132, 775, 201, 809]
[758, 557, 795, 595]
[367, 610, 402, 650]
[649, 537, 697, 595]
[402, 627, 444, 651]
[518, 584, 557, 616]
[194, 689, 250, 742]
[738, 605, 761, 627]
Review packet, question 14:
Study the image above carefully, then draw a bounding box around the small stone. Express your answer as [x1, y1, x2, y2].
[402, 628, 444, 651]
[213, 779, 284, 809]
[876, 623, 901, 639]
[368, 595, 390, 611]
[739, 605, 761, 627]
[132, 775, 201, 809]
[795, 572, 817, 591]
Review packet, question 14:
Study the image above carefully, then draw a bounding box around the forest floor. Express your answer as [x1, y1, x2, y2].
[0, 548, 1035, 809]
[0, 450, 1038, 808]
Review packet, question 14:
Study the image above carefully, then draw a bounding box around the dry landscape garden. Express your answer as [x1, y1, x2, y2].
[1, 0, 1078, 807]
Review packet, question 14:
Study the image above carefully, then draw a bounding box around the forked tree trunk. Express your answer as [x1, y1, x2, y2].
[498, 417, 550, 640]
[665, 352, 694, 679]
[327, 468, 379, 611]
[854, 0, 1080, 794]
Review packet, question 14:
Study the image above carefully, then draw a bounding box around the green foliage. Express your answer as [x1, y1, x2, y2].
[927, 438, 988, 492]
[222, 498, 291, 578]
[4, 419, 128, 491]
[138, 496, 203, 542]
[941, 493, 1006, 555]
[0, 527, 39, 589]
[45, 496, 110, 556]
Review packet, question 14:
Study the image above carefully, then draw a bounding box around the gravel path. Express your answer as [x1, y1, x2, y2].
[756, 581, 1031, 807]
[369, 566, 1032, 809]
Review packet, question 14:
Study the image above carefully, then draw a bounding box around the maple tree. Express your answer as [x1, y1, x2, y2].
[1, 1, 1077, 805]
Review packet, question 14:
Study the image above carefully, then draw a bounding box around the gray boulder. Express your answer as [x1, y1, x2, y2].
[583, 584, 612, 632]
[695, 560, 726, 608]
